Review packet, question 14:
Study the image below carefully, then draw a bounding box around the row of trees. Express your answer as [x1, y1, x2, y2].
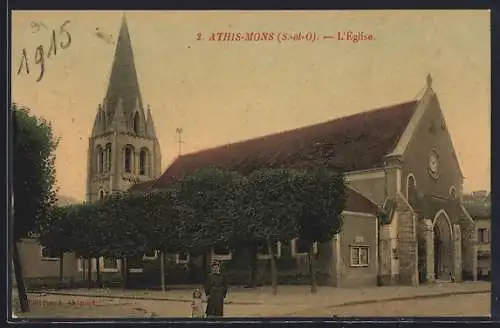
[11, 102, 347, 313]
[39, 167, 347, 294]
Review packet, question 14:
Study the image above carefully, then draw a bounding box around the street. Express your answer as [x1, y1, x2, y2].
[12, 282, 490, 318]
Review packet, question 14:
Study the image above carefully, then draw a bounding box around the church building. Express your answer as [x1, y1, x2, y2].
[133, 72, 478, 286]
[81, 17, 477, 287]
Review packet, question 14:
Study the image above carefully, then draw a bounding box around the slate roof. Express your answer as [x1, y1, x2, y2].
[462, 192, 491, 219]
[130, 99, 419, 215]
[156, 100, 418, 186]
[104, 16, 144, 121]
[463, 202, 491, 219]
[344, 187, 379, 215]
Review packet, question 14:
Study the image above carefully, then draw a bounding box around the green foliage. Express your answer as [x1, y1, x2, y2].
[40, 165, 346, 271]
[65, 203, 102, 257]
[145, 189, 192, 253]
[295, 167, 346, 243]
[176, 167, 244, 252]
[38, 205, 74, 253]
[98, 192, 149, 257]
[243, 169, 302, 244]
[13, 103, 59, 241]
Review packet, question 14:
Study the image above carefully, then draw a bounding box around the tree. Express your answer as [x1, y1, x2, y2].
[99, 193, 150, 258]
[295, 167, 346, 293]
[38, 205, 75, 286]
[12, 103, 59, 312]
[98, 192, 151, 289]
[62, 203, 102, 288]
[243, 169, 302, 295]
[176, 167, 243, 258]
[142, 188, 194, 291]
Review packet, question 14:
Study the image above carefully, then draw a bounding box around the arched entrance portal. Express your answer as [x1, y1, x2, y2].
[433, 210, 453, 281]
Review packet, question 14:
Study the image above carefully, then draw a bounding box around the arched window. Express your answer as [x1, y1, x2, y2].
[99, 190, 104, 200]
[97, 146, 104, 173]
[105, 143, 112, 172]
[139, 148, 149, 176]
[124, 146, 133, 173]
[133, 112, 140, 134]
[407, 174, 417, 207]
[449, 186, 457, 199]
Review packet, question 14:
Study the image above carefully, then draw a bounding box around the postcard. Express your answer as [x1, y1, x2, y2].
[11, 10, 490, 318]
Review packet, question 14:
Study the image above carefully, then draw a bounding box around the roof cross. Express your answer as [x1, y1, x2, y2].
[426, 73, 433, 89]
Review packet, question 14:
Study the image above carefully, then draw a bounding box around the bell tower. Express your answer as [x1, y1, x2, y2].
[86, 15, 162, 202]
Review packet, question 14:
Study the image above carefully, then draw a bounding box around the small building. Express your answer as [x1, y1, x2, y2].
[14, 196, 80, 289]
[464, 191, 491, 279]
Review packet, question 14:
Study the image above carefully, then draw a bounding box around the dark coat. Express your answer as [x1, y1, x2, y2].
[204, 272, 228, 317]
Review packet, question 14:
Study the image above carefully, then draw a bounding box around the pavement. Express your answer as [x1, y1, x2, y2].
[29, 281, 490, 305]
[12, 281, 490, 318]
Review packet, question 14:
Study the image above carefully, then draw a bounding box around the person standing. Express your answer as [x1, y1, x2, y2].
[191, 288, 205, 318]
[204, 261, 228, 317]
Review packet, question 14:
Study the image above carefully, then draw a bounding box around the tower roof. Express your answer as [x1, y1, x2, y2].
[104, 15, 144, 121]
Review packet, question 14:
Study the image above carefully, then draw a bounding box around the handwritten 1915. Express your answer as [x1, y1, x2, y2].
[17, 20, 72, 82]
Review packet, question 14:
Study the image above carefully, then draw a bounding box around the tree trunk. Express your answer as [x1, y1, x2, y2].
[87, 257, 92, 289]
[81, 257, 86, 281]
[96, 257, 101, 288]
[308, 243, 317, 293]
[58, 251, 64, 287]
[13, 242, 30, 312]
[120, 257, 128, 289]
[250, 245, 258, 288]
[267, 240, 278, 295]
[160, 252, 166, 292]
[203, 251, 210, 282]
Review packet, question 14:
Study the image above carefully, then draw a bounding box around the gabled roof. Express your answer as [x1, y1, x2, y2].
[345, 187, 379, 215]
[130, 100, 418, 214]
[156, 100, 418, 185]
[464, 203, 491, 219]
[463, 191, 491, 219]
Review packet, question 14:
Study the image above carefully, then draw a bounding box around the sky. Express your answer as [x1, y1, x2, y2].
[11, 10, 490, 201]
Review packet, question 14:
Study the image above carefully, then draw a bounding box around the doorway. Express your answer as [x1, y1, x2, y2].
[432, 211, 453, 282]
[434, 225, 442, 279]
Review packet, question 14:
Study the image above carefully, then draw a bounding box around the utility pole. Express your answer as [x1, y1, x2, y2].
[175, 128, 184, 156]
